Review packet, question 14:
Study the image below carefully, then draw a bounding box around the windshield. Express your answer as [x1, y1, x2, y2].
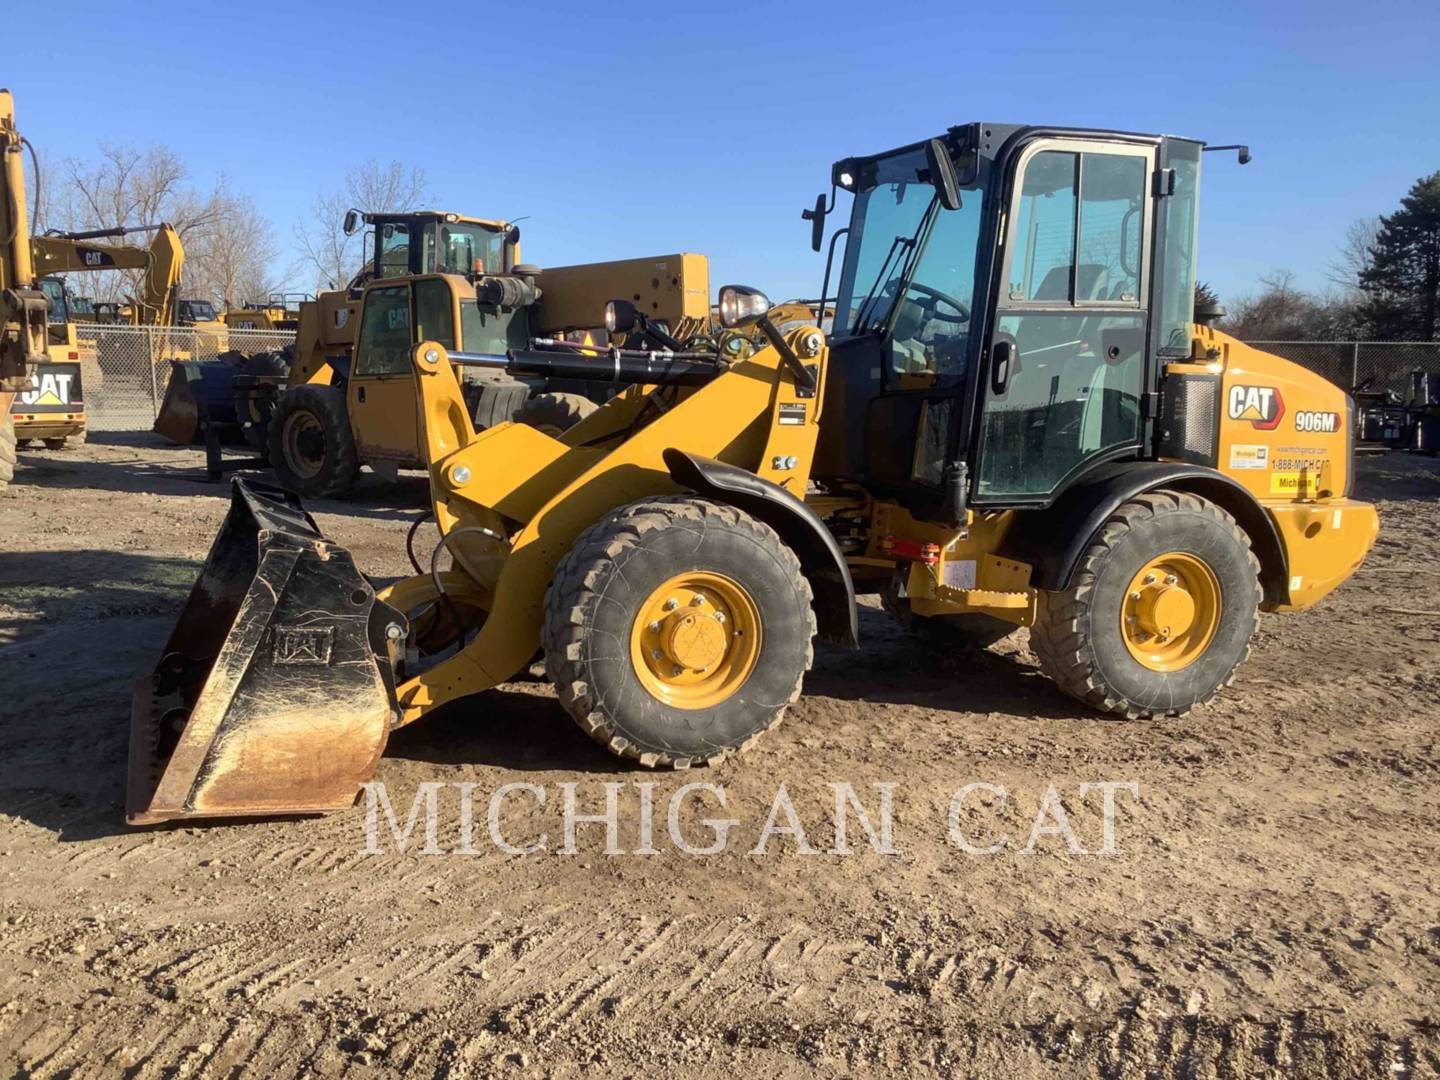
[39, 278, 69, 324]
[183, 300, 218, 321]
[424, 222, 509, 277]
[831, 146, 986, 381]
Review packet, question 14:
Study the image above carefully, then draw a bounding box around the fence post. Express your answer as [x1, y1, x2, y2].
[148, 327, 159, 420]
[1351, 342, 1360, 389]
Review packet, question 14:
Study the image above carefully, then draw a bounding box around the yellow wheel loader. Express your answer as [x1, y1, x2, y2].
[128, 122, 1379, 825]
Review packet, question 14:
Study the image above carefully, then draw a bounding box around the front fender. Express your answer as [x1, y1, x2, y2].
[662, 448, 859, 647]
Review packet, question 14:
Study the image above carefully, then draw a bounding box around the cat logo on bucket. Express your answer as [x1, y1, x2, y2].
[1228, 385, 1285, 430]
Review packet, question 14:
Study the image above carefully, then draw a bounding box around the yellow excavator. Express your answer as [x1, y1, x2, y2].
[128, 122, 1379, 824]
[1, 90, 52, 490]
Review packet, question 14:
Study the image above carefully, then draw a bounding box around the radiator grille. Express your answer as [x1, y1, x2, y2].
[1157, 374, 1220, 465]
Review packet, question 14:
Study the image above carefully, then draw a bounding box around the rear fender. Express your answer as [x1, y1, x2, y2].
[664, 449, 858, 647]
[1000, 462, 1290, 606]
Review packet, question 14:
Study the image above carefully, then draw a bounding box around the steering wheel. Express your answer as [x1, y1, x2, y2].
[881, 279, 969, 325]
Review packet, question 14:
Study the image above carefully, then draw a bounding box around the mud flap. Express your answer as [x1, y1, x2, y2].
[127, 478, 406, 825]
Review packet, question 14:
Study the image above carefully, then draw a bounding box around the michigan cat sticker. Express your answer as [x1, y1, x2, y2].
[1228, 385, 1285, 430]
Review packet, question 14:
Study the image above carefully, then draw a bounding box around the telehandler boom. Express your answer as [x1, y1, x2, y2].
[129, 122, 1379, 824]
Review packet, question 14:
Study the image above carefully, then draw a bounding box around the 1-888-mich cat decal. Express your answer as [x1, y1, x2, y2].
[1228, 384, 1285, 430]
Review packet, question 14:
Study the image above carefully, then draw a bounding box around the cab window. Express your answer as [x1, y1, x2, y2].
[412, 278, 455, 349]
[354, 285, 412, 375]
[377, 223, 411, 278]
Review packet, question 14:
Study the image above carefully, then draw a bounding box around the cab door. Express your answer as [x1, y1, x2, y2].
[349, 283, 419, 464]
[349, 277, 460, 466]
[973, 139, 1156, 504]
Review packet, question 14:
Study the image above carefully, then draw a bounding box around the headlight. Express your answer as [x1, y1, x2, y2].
[604, 299, 637, 333]
[718, 285, 771, 329]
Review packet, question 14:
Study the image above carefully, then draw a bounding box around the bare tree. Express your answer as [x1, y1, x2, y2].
[41, 144, 286, 312]
[184, 187, 282, 308]
[1327, 216, 1380, 292]
[294, 161, 432, 291]
[1221, 269, 1363, 341]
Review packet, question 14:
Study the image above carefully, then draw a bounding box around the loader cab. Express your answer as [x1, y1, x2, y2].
[815, 124, 1201, 517]
[366, 212, 516, 283]
[347, 273, 531, 465]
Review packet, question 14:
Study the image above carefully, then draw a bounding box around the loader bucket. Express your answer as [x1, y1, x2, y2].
[128, 478, 406, 825]
[153, 360, 244, 445]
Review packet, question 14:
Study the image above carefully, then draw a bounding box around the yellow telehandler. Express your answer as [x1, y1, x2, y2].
[128, 122, 1379, 824]
[253, 208, 710, 497]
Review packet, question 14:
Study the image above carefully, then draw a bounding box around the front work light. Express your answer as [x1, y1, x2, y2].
[718, 285, 771, 329]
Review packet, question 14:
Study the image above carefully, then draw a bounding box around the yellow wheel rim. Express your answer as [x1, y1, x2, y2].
[629, 571, 762, 710]
[1121, 552, 1222, 672]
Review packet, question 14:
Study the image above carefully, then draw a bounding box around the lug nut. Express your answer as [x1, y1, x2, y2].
[1129, 591, 1142, 601]
[672, 666, 685, 677]
[715, 612, 726, 623]
[652, 649, 663, 660]
[1143, 573, 1157, 586]
[663, 598, 678, 612]
[648, 621, 661, 632]
[691, 594, 705, 606]
[1165, 574, 1178, 586]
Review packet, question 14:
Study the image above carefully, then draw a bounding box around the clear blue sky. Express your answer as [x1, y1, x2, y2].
[12, 0, 1439, 306]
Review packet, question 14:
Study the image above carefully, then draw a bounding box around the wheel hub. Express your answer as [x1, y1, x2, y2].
[630, 571, 761, 709]
[1121, 553, 1221, 672]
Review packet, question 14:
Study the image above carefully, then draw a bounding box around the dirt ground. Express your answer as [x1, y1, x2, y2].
[0, 434, 1437, 1078]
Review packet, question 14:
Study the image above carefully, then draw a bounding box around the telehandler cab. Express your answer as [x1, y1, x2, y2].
[128, 123, 1378, 824]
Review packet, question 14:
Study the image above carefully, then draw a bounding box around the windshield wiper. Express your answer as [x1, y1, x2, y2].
[853, 202, 935, 335]
[852, 235, 909, 335]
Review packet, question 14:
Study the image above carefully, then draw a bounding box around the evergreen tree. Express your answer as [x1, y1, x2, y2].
[1358, 172, 1440, 340]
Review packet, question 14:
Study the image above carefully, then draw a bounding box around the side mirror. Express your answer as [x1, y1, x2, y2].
[342, 208, 361, 236]
[605, 298, 638, 333]
[718, 285, 771, 329]
[507, 224, 521, 245]
[925, 139, 962, 212]
[801, 193, 827, 252]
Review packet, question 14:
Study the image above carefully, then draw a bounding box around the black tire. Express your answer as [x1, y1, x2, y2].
[513, 392, 597, 436]
[0, 411, 15, 491]
[42, 437, 68, 450]
[881, 585, 1017, 650]
[236, 351, 290, 451]
[1031, 490, 1261, 719]
[542, 496, 816, 767]
[15, 437, 33, 450]
[266, 384, 360, 498]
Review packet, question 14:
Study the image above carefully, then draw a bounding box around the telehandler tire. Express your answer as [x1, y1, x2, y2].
[1031, 490, 1261, 719]
[543, 496, 816, 767]
[0, 412, 15, 491]
[267, 384, 360, 498]
[514, 392, 597, 437]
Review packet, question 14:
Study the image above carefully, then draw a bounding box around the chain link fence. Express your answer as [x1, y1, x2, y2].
[1247, 341, 1440, 400]
[66, 325, 297, 432]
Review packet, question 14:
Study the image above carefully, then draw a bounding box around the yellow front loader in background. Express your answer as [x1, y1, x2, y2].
[128, 122, 1379, 824]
